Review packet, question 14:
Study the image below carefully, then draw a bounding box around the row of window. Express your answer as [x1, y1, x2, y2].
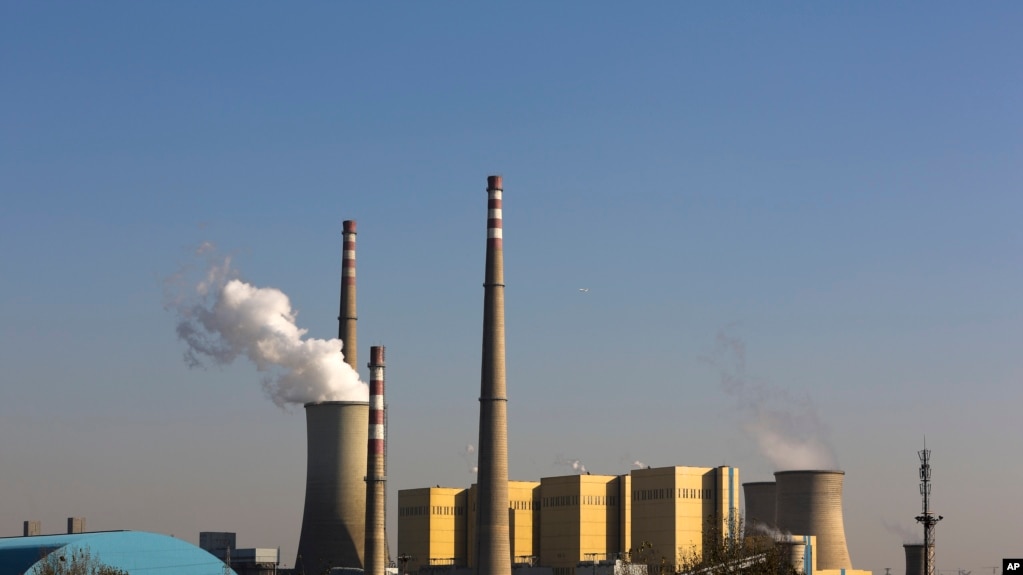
[403, 489, 704, 516]
[511, 499, 537, 511]
[633, 487, 710, 501]
[542, 494, 618, 508]
[399, 505, 465, 517]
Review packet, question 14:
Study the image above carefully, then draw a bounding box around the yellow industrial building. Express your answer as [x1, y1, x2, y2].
[398, 466, 739, 575]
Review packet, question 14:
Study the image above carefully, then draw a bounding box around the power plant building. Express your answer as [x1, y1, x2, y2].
[398, 466, 739, 575]
[0, 530, 234, 575]
[539, 474, 624, 575]
[467, 481, 542, 569]
[630, 466, 739, 572]
[399, 487, 470, 574]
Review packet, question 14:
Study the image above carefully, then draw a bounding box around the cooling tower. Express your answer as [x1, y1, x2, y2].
[339, 220, 358, 369]
[774, 470, 851, 570]
[776, 541, 807, 575]
[365, 346, 387, 575]
[296, 401, 369, 574]
[742, 481, 776, 536]
[475, 175, 511, 575]
[904, 544, 927, 575]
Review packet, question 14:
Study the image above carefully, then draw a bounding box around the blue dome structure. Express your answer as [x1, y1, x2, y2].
[0, 531, 236, 575]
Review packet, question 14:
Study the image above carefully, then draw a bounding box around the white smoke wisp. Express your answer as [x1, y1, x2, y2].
[460, 443, 478, 475]
[882, 519, 924, 545]
[633, 460, 646, 469]
[166, 250, 367, 407]
[703, 330, 837, 471]
[555, 455, 588, 474]
[752, 523, 792, 542]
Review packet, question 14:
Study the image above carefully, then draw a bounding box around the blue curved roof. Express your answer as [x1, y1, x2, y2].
[0, 531, 236, 575]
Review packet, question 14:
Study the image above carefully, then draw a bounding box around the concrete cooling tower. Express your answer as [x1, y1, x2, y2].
[776, 540, 808, 575]
[904, 544, 927, 575]
[296, 401, 369, 574]
[774, 470, 851, 570]
[742, 481, 776, 536]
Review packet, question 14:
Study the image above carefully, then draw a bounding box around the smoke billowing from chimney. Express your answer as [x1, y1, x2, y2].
[555, 455, 588, 474]
[167, 247, 368, 406]
[704, 330, 836, 471]
[883, 519, 924, 545]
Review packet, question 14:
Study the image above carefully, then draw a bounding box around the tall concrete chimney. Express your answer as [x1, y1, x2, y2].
[365, 346, 387, 575]
[296, 401, 369, 574]
[339, 220, 358, 370]
[742, 481, 776, 536]
[904, 543, 927, 575]
[774, 470, 852, 570]
[475, 175, 511, 575]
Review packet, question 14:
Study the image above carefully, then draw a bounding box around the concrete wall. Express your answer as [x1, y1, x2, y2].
[774, 471, 852, 571]
[398, 487, 468, 574]
[296, 401, 369, 574]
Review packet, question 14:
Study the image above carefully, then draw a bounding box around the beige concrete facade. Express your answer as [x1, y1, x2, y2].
[630, 466, 739, 571]
[397, 467, 738, 575]
[510, 481, 542, 564]
[467, 481, 541, 569]
[398, 487, 468, 574]
[539, 474, 623, 575]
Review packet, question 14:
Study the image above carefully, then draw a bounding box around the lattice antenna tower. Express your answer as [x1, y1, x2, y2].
[915, 439, 943, 575]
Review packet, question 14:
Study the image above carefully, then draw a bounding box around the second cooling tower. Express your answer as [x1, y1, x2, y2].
[742, 481, 776, 536]
[296, 401, 369, 575]
[904, 544, 928, 575]
[774, 470, 852, 570]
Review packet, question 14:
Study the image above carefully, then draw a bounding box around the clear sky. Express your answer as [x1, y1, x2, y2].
[2, 3, 1021, 573]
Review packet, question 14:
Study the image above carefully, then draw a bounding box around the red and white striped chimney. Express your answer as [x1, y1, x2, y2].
[475, 175, 511, 575]
[365, 346, 386, 575]
[339, 220, 358, 370]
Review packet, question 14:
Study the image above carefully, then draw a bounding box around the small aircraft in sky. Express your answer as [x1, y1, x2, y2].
[578, 288, 589, 293]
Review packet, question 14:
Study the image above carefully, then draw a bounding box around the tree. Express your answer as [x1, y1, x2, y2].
[30, 546, 129, 575]
[675, 515, 800, 575]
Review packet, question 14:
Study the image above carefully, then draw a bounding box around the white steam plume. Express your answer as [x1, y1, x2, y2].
[703, 330, 836, 471]
[752, 523, 792, 541]
[555, 455, 588, 474]
[632, 460, 647, 469]
[166, 247, 367, 407]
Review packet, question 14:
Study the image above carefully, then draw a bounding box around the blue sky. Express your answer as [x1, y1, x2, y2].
[2, 3, 1021, 573]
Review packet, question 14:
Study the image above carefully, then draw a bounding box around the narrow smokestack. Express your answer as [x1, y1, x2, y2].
[904, 543, 928, 575]
[339, 220, 358, 370]
[742, 481, 776, 536]
[475, 175, 511, 575]
[365, 346, 387, 575]
[296, 401, 369, 574]
[774, 470, 852, 570]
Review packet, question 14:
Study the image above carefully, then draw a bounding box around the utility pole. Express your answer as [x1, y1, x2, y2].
[915, 440, 944, 575]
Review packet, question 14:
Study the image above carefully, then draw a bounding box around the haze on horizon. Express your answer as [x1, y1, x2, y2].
[1, 4, 1021, 574]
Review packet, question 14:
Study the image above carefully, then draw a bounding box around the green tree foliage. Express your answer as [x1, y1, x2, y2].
[30, 546, 129, 575]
